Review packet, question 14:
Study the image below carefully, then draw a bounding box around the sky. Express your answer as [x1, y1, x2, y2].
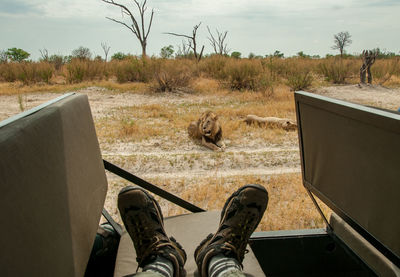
[1, 0, 399, 60]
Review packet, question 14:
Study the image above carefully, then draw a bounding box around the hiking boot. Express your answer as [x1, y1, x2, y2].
[118, 186, 187, 277]
[194, 184, 268, 277]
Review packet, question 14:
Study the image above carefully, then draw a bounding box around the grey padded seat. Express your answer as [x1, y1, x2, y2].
[0, 94, 108, 276]
[114, 211, 265, 277]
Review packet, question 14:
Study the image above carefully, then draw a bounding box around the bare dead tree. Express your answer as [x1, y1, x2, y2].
[207, 26, 229, 55]
[101, 0, 154, 58]
[332, 31, 352, 58]
[101, 42, 111, 62]
[39, 48, 49, 61]
[165, 22, 204, 61]
[360, 50, 377, 84]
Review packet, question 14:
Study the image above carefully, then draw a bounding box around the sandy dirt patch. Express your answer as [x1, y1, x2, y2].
[314, 84, 400, 110]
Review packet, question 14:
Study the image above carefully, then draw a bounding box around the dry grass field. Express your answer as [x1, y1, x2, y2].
[1, 56, 399, 232]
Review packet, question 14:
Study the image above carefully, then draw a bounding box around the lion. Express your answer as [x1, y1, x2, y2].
[188, 111, 226, 151]
[244, 114, 297, 131]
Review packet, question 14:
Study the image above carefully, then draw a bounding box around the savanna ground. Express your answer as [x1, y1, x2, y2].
[1, 56, 399, 232]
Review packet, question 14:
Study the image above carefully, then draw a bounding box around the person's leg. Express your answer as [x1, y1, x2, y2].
[207, 254, 244, 277]
[195, 184, 268, 277]
[132, 271, 165, 277]
[118, 186, 186, 277]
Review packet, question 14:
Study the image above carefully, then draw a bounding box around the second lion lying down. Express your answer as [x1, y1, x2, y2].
[187, 111, 226, 151]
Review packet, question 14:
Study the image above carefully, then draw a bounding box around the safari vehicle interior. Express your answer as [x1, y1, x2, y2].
[0, 91, 399, 276]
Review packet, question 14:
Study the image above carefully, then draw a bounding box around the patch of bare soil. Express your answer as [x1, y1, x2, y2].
[314, 84, 400, 110]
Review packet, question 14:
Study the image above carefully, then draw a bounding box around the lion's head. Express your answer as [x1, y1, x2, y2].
[198, 111, 222, 141]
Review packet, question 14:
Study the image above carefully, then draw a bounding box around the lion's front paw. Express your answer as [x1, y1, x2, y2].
[216, 145, 226, 152]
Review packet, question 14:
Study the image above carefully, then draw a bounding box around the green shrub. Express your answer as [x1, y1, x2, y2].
[231, 51, 241, 59]
[281, 59, 314, 91]
[66, 60, 87, 83]
[114, 57, 153, 83]
[160, 45, 174, 59]
[286, 71, 313, 91]
[36, 62, 54, 83]
[111, 52, 129, 61]
[224, 59, 265, 90]
[66, 59, 105, 83]
[318, 58, 355, 84]
[6, 48, 30, 62]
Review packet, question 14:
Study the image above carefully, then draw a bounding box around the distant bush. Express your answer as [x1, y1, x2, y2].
[66, 59, 104, 83]
[224, 59, 271, 91]
[262, 57, 291, 81]
[111, 52, 129, 61]
[270, 50, 284, 58]
[35, 62, 54, 83]
[71, 46, 92, 60]
[230, 51, 241, 59]
[281, 59, 313, 90]
[318, 58, 355, 84]
[248, 53, 256, 59]
[286, 70, 313, 91]
[66, 60, 86, 83]
[152, 59, 193, 92]
[49, 54, 67, 71]
[6, 48, 30, 62]
[114, 57, 153, 83]
[198, 55, 227, 79]
[160, 45, 174, 59]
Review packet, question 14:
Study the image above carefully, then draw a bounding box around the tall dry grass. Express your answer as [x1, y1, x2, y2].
[113, 57, 154, 83]
[66, 59, 106, 83]
[371, 58, 400, 85]
[122, 173, 331, 231]
[0, 62, 54, 84]
[95, 85, 297, 146]
[152, 59, 194, 92]
[1, 56, 399, 92]
[318, 58, 358, 84]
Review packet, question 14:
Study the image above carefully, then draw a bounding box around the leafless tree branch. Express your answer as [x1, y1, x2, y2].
[164, 22, 204, 61]
[101, 42, 111, 62]
[101, 0, 154, 57]
[164, 32, 193, 40]
[207, 26, 229, 55]
[39, 48, 49, 61]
